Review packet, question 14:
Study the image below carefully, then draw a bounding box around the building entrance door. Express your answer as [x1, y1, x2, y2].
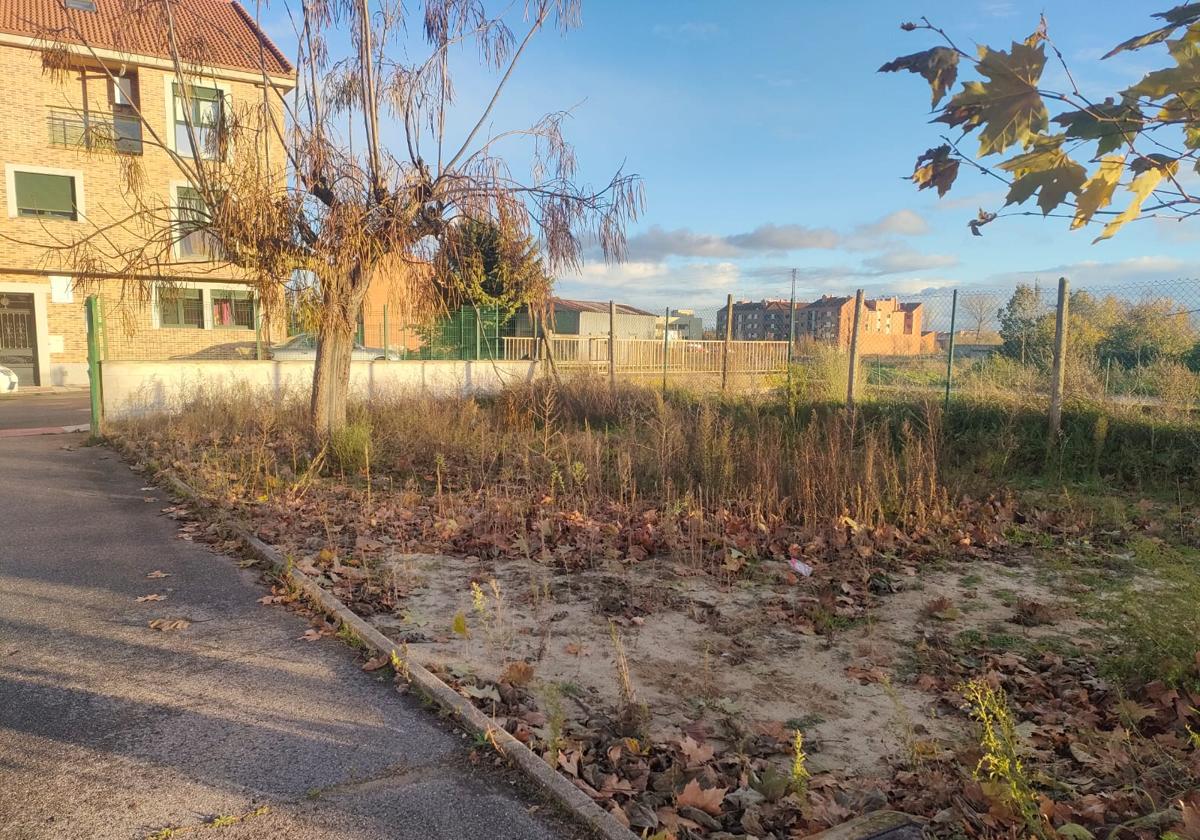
[0, 293, 39, 386]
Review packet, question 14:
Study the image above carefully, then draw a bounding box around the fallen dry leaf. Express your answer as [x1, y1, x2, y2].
[678, 735, 715, 767]
[145, 570, 171, 579]
[501, 660, 535, 686]
[148, 618, 189, 631]
[136, 594, 165, 602]
[361, 654, 390, 672]
[675, 778, 726, 816]
[298, 628, 325, 642]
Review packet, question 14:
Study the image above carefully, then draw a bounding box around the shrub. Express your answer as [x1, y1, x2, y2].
[1148, 359, 1200, 415]
[330, 417, 372, 475]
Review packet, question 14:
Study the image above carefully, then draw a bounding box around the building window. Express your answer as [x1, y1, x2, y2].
[159, 288, 204, 328]
[112, 75, 134, 106]
[173, 83, 224, 160]
[12, 171, 78, 220]
[211, 289, 255, 329]
[64, 0, 97, 9]
[175, 186, 220, 259]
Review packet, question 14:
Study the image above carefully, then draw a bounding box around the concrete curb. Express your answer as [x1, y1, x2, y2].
[111, 438, 637, 840]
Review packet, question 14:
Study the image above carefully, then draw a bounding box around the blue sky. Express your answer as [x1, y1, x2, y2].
[262, 1, 1200, 312]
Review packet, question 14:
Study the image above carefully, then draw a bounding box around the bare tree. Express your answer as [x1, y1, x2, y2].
[32, 0, 642, 435]
[960, 292, 999, 338]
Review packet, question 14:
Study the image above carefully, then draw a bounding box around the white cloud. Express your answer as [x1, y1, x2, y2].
[987, 256, 1200, 291]
[626, 224, 839, 260]
[651, 22, 719, 42]
[623, 210, 932, 261]
[863, 250, 959, 274]
[856, 209, 930, 238]
[558, 260, 743, 311]
[754, 73, 795, 88]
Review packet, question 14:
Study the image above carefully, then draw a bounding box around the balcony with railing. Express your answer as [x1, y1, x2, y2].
[47, 107, 143, 155]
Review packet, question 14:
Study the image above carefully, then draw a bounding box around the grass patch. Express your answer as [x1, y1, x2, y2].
[1099, 536, 1200, 691]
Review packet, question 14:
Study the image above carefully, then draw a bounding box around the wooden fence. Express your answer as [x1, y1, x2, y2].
[503, 336, 789, 375]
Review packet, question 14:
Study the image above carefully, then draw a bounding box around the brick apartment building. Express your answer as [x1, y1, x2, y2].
[715, 299, 807, 341]
[0, 0, 294, 386]
[715, 295, 937, 355]
[799, 294, 936, 355]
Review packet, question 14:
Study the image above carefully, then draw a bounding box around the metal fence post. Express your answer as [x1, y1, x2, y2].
[846, 289, 865, 408]
[85, 295, 104, 437]
[1048, 276, 1070, 439]
[474, 305, 482, 360]
[382, 304, 390, 360]
[944, 288, 958, 408]
[721, 294, 734, 392]
[662, 306, 670, 393]
[787, 269, 797, 393]
[254, 307, 263, 360]
[608, 300, 617, 388]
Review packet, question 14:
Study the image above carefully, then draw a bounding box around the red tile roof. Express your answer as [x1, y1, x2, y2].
[0, 0, 293, 77]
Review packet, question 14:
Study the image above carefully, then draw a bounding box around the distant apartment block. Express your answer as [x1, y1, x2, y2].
[715, 299, 806, 341]
[666, 309, 703, 340]
[713, 295, 937, 356]
[799, 295, 936, 355]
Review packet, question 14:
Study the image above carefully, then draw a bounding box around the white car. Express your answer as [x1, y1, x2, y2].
[269, 333, 402, 361]
[0, 366, 17, 393]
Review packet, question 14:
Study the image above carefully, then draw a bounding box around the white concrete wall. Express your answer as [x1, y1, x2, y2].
[101, 359, 539, 419]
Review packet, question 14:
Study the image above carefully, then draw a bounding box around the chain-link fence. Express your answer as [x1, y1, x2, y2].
[859, 279, 1200, 419]
[89, 276, 1200, 421]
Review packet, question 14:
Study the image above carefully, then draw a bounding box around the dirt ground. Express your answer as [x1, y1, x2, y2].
[346, 548, 1099, 781]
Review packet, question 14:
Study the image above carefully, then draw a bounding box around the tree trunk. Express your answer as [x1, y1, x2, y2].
[311, 316, 355, 437]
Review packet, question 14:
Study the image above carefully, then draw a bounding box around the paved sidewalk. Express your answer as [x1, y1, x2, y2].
[0, 434, 575, 840]
[0, 391, 91, 434]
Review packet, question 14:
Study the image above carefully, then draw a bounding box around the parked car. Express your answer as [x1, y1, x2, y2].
[0, 365, 17, 393]
[269, 333, 402, 362]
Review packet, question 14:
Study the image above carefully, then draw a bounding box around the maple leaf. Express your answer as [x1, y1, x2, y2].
[675, 778, 726, 816]
[1104, 3, 1200, 58]
[1094, 156, 1178, 242]
[943, 41, 1048, 156]
[145, 570, 171, 579]
[1071, 155, 1126, 229]
[361, 654, 390, 672]
[998, 140, 1087, 215]
[1124, 35, 1200, 104]
[136, 594, 166, 602]
[911, 145, 960, 196]
[1052, 99, 1143, 156]
[677, 735, 715, 767]
[878, 47, 960, 107]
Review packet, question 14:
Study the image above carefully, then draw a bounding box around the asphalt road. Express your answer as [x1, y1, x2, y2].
[0, 391, 92, 432]
[0, 433, 577, 840]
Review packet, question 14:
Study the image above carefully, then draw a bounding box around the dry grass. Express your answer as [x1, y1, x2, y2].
[123, 377, 955, 575]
